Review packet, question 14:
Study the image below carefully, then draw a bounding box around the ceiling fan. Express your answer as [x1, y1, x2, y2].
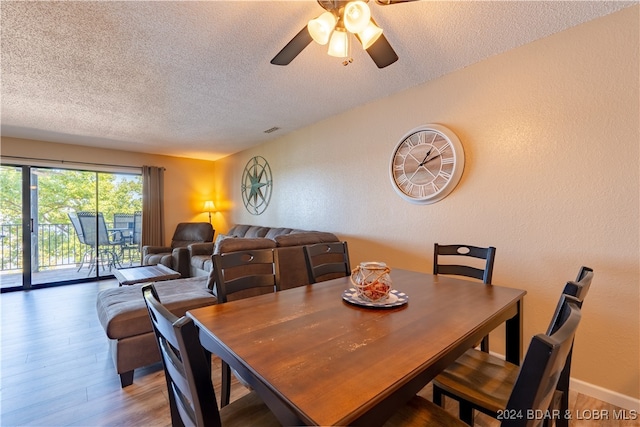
[270, 0, 417, 69]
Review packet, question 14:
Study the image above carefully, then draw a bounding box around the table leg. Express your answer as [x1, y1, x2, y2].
[505, 298, 523, 365]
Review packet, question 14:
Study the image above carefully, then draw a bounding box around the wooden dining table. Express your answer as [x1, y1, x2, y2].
[188, 268, 526, 426]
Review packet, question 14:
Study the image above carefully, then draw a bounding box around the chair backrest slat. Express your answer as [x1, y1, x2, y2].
[212, 248, 280, 303]
[303, 241, 351, 284]
[433, 243, 496, 284]
[547, 266, 593, 335]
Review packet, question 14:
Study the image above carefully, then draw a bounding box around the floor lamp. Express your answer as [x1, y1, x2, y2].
[203, 201, 215, 224]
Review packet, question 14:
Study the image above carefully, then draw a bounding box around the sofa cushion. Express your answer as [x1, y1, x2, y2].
[214, 236, 277, 255]
[96, 277, 215, 340]
[274, 231, 339, 247]
[228, 224, 251, 237]
[244, 226, 270, 238]
[264, 227, 294, 239]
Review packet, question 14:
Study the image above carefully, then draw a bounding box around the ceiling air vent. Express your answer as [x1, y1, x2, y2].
[263, 127, 280, 134]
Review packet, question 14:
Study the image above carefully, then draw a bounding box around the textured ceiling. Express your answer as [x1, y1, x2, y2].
[1, 1, 634, 161]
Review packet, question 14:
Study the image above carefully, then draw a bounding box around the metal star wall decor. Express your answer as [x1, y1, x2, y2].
[241, 156, 273, 215]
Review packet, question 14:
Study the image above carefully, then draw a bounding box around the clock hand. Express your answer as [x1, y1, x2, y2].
[425, 148, 448, 164]
[418, 148, 433, 166]
[425, 153, 441, 163]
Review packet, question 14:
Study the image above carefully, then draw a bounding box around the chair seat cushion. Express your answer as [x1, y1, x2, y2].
[96, 277, 216, 340]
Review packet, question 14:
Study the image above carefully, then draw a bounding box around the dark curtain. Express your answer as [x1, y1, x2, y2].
[141, 165, 164, 247]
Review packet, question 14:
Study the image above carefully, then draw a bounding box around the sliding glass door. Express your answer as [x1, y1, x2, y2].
[0, 164, 142, 291]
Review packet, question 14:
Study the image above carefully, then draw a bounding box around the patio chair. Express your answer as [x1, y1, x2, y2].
[113, 213, 134, 243]
[132, 211, 142, 246]
[114, 212, 141, 266]
[68, 212, 93, 272]
[76, 211, 126, 273]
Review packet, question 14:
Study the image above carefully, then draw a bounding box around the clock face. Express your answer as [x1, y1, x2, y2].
[242, 156, 272, 215]
[389, 125, 465, 204]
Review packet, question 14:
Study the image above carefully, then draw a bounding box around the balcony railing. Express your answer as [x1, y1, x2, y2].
[0, 222, 140, 273]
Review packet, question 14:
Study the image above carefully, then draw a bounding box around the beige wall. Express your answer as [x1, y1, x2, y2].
[215, 7, 640, 403]
[1, 5, 637, 407]
[0, 138, 219, 239]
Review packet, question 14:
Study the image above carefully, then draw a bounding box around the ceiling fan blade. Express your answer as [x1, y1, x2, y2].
[317, 0, 338, 11]
[365, 33, 398, 68]
[375, 0, 419, 5]
[270, 26, 313, 66]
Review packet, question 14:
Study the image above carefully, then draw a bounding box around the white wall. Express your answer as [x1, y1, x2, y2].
[215, 6, 639, 404]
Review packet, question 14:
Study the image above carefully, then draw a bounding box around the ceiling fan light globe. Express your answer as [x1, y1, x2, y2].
[357, 20, 383, 49]
[327, 28, 349, 57]
[308, 12, 337, 45]
[343, 1, 371, 34]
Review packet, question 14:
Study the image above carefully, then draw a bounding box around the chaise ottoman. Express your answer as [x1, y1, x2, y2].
[96, 276, 216, 387]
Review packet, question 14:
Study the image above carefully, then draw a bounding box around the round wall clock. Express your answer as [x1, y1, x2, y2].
[242, 156, 273, 215]
[389, 124, 465, 204]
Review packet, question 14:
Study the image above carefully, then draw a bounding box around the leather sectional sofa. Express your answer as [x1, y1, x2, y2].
[97, 223, 342, 387]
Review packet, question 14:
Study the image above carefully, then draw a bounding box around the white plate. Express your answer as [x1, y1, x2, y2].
[342, 288, 409, 309]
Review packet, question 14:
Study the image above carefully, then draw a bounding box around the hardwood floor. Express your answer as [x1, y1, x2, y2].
[1, 281, 637, 426]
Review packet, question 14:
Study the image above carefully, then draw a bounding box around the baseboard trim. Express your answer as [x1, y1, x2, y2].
[570, 378, 640, 411]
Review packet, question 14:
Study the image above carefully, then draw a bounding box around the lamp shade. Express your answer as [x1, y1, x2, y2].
[203, 200, 216, 212]
[356, 19, 383, 50]
[343, 1, 371, 34]
[327, 28, 349, 57]
[308, 12, 337, 45]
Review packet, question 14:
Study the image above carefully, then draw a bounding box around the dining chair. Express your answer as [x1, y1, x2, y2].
[303, 241, 351, 284]
[385, 295, 582, 427]
[211, 248, 281, 407]
[545, 266, 593, 427]
[432, 267, 593, 426]
[433, 243, 496, 352]
[142, 284, 280, 427]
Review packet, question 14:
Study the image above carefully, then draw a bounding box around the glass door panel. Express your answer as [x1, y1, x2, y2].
[31, 168, 98, 285]
[97, 173, 143, 269]
[0, 165, 24, 290]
